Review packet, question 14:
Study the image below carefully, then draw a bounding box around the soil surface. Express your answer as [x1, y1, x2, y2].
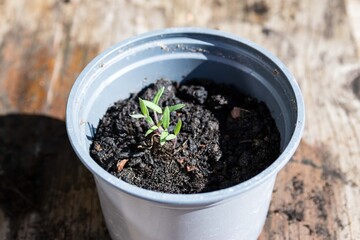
[90, 79, 280, 193]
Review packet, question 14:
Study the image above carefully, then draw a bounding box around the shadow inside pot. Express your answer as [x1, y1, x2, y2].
[0, 114, 109, 239]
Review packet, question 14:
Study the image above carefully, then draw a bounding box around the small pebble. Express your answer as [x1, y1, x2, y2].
[231, 107, 242, 119]
[117, 159, 128, 172]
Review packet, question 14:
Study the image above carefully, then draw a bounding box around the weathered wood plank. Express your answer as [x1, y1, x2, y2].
[346, 0, 360, 57]
[0, 115, 109, 239]
[0, 0, 359, 239]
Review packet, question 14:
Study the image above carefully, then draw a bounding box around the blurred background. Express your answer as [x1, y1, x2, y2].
[0, 0, 359, 239]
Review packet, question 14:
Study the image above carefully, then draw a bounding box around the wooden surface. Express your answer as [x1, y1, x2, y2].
[0, 0, 359, 239]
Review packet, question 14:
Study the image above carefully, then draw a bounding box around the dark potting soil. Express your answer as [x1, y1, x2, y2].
[90, 79, 280, 194]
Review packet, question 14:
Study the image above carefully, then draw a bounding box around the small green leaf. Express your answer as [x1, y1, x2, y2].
[174, 119, 182, 135]
[139, 98, 149, 117]
[143, 100, 162, 113]
[145, 125, 158, 136]
[145, 116, 154, 125]
[130, 114, 145, 119]
[160, 131, 169, 146]
[166, 134, 176, 141]
[162, 107, 170, 130]
[169, 104, 185, 112]
[152, 87, 165, 105]
[160, 131, 169, 140]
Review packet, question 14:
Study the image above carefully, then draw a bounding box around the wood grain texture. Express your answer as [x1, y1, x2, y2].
[0, 0, 359, 239]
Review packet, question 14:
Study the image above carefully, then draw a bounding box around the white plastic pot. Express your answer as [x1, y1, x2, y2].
[66, 28, 305, 240]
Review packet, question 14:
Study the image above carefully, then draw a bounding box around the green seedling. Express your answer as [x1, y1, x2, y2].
[130, 86, 185, 146]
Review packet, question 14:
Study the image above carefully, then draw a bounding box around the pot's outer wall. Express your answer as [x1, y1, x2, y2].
[95, 175, 276, 240]
[66, 28, 305, 240]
